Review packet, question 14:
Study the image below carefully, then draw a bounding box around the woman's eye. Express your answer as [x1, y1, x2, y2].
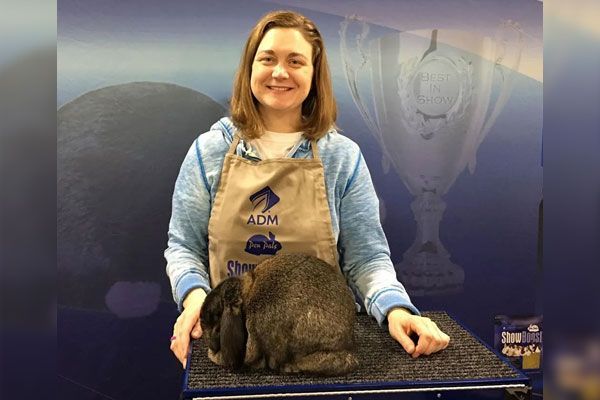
[259, 57, 274, 63]
[290, 59, 303, 66]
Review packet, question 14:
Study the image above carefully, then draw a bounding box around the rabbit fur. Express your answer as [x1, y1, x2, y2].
[199, 253, 358, 376]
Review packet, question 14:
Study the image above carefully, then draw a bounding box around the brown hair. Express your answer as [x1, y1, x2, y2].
[230, 10, 337, 140]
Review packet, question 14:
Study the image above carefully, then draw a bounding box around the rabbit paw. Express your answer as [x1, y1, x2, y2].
[282, 363, 300, 374]
[207, 349, 224, 366]
[247, 356, 266, 370]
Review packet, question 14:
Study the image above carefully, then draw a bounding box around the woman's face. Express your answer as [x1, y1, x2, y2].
[250, 28, 314, 122]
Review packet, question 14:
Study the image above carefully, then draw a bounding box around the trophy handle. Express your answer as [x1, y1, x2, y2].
[468, 20, 524, 173]
[340, 16, 393, 173]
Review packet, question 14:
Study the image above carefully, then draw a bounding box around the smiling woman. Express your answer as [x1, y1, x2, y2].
[250, 28, 314, 132]
[165, 9, 450, 370]
[229, 11, 336, 140]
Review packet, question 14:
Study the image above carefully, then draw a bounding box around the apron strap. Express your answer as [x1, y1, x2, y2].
[310, 139, 320, 160]
[227, 134, 241, 155]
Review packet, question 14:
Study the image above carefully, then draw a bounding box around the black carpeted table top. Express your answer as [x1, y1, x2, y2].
[184, 311, 526, 397]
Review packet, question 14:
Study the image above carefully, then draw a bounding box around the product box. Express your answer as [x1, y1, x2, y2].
[494, 315, 543, 372]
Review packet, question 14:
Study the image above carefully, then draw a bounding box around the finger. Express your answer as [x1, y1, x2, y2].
[179, 312, 201, 367]
[170, 338, 185, 367]
[412, 321, 435, 358]
[170, 328, 184, 367]
[423, 321, 443, 355]
[170, 317, 190, 368]
[435, 322, 450, 350]
[427, 320, 450, 353]
[169, 318, 181, 356]
[441, 331, 451, 349]
[178, 328, 191, 369]
[191, 320, 203, 339]
[389, 324, 416, 355]
[173, 336, 190, 369]
[413, 335, 433, 358]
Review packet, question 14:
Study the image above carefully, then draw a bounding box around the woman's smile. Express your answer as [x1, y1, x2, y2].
[267, 85, 294, 92]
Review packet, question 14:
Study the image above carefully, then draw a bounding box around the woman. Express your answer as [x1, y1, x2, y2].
[166, 10, 449, 369]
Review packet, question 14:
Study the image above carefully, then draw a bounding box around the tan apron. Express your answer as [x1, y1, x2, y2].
[207, 135, 339, 287]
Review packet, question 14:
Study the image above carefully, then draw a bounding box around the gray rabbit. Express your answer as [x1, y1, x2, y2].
[199, 253, 358, 376]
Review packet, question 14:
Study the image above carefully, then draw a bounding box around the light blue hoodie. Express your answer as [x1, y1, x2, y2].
[165, 117, 420, 325]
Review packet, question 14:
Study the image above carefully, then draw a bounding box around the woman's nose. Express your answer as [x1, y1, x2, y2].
[272, 64, 289, 79]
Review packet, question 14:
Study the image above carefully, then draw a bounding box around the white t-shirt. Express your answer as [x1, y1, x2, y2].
[249, 130, 304, 160]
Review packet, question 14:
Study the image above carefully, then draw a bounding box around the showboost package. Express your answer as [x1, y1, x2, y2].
[494, 315, 543, 371]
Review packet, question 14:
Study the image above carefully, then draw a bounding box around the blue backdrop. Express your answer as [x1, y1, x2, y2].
[58, 1, 542, 398]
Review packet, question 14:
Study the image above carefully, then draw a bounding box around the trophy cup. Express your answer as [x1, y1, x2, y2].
[340, 17, 523, 295]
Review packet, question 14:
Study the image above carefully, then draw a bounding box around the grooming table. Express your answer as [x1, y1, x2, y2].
[182, 312, 530, 399]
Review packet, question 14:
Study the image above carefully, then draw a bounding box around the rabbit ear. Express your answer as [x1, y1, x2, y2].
[219, 279, 246, 369]
[200, 285, 225, 353]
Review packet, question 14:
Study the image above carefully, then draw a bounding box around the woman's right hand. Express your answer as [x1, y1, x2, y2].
[170, 288, 207, 369]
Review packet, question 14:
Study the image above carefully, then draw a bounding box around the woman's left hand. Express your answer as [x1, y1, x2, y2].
[387, 308, 450, 358]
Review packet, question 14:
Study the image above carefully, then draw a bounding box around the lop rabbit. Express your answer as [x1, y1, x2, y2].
[199, 253, 357, 376]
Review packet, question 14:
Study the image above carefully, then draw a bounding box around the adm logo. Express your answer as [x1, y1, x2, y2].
[247, 186, 279, 225]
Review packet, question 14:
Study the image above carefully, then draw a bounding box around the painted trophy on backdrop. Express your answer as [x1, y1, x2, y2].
[340, 16, 524, 296]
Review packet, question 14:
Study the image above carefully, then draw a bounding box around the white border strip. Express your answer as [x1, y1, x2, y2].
[192, 383, 527, 399]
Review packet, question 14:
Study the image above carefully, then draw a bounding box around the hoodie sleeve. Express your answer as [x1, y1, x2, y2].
[164, 139, 212, 311]
[337, 150, 420, 325]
